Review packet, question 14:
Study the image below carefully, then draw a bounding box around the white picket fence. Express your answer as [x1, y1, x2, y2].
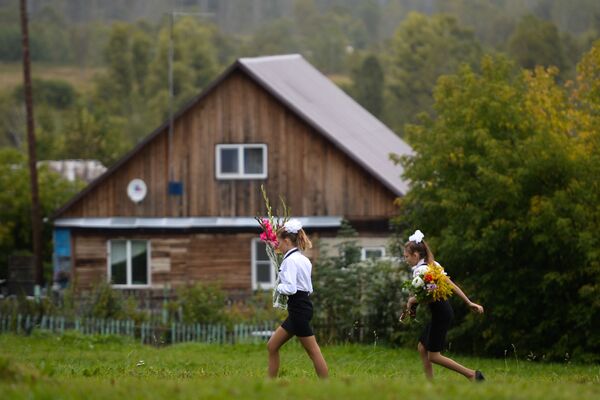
[0, 313, 276, 345]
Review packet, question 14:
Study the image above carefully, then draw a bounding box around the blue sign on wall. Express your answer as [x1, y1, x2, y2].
[168, 181, 183, 196]
[53, 228, 71, 257]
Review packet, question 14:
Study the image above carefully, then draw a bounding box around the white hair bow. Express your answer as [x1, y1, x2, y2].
[409, 229, 425, 243]
[284, 219, 303, 234]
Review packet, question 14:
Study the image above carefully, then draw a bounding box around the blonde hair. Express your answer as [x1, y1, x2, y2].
[277, 227, 312, 251]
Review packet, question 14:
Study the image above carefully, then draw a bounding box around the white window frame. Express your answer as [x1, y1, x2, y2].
[251, 238, 276, 290]
[361, 246, 386, 261]
[107, 239, 151, 288]
[215, 144, 268, 180]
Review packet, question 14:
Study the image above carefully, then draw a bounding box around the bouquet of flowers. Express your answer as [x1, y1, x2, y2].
[403, 262, 453, 303]
[255, 185, 290, 310]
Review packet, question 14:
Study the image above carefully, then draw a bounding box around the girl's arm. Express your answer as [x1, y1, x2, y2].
[400, 296, 418, 321]
[406, 296, 418, 309]
[276, 260, 298, 295]
[447, 278, 484, 314]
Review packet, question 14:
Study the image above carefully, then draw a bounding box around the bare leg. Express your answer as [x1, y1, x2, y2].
[427, 352, 476, 380]
[267, 327, 293, 378]
[297, 335, 329, 378]
[418, 342, 433, 380]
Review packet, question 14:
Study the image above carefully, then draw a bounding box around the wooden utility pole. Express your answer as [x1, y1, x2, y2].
[19, 0, 43, 287]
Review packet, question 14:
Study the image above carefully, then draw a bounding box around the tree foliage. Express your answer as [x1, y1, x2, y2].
[392, 46, 600, 361]
[507, 15, 568, 75]
[351, 54, 384, 118]
[312, 222, 407, 344]
[385, 12, 482, 134]
[0, 148, 84, 279]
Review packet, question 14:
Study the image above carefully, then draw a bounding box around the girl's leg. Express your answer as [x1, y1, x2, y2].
[418, 341, 433, 379]
[267, 327, 293, 378]
[297, 335, 329, 378]
[427, 352, 476, 380]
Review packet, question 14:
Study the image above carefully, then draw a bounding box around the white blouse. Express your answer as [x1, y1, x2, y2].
[277, 247, 313, 295]
[411, 258, 427, 277]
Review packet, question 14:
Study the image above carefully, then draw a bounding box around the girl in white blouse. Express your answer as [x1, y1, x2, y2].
[266, 219, 328, 379]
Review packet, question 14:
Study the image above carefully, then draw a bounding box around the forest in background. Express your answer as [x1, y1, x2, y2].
[1, 0, 599, 159]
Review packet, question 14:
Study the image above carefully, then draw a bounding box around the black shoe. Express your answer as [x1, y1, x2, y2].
[475, 370, 485, 382]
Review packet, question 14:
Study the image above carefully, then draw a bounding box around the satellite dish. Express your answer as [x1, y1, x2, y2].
[127, 179, 147, 203]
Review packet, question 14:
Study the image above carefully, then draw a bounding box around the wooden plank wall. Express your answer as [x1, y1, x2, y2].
[62, 70, 398, 220]
[70, 231, 329, 294]
[71, 232, 269, 293]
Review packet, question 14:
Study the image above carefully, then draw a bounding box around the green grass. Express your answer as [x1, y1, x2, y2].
[0, 332, 598, 399]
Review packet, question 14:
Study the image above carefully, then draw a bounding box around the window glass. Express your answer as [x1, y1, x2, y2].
[244, 147, 264, 174]
[255, 240, 269, 261]
[220, 148, 238, 173]
[363, 248, 385, 260]
[110, 240, 127, 284]
[131, 240, 148, 285]
[256, 262, 271, 284]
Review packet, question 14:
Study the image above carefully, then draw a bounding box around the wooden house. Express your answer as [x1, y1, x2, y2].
[51, 54, 413, 297]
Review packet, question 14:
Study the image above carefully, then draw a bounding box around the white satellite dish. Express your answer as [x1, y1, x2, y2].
[127, 179, 147, 203]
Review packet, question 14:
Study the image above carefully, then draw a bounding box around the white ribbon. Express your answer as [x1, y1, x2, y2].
[409, 229, 425, 243]
[284, 219, 303, 234]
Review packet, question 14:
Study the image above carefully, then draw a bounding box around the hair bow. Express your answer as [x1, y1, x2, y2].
[409, 229, 425, 243]
[284, 219, 303, 234]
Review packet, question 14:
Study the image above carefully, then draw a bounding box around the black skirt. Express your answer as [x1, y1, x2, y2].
[281, 291, 314, 337]
[419, 300, 454, 352]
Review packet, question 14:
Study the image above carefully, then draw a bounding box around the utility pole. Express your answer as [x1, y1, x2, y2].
[19, 0, 43, 288]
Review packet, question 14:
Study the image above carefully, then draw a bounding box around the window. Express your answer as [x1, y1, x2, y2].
[216, 144, 267, 179]
[107, 240, 151, 287]
[361, 247, 386, 261]
[252, 239, 275, 290]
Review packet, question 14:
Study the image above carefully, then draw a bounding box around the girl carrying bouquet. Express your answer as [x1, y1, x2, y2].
[401, 229, 485, 381]
[266, 219, 328, 379]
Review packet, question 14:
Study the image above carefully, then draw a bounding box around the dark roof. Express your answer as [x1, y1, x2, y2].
[52, 54, 411, 219]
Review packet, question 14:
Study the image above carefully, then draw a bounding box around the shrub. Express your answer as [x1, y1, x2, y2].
[177, 282, 227, 324]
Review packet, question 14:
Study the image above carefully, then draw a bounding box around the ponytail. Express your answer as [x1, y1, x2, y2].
[296, 229, 313, 251]
[277, 227, 312, 251]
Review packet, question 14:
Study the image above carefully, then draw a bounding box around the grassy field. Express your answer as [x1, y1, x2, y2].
[0, 62, 102, 93]
[0, 332, 598, 400]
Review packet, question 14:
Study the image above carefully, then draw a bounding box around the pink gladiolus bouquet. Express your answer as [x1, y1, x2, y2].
[258, 218, 278, 247]
[255, 185, 290, 310]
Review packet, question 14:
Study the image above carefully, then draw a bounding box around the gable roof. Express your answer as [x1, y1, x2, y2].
[53, 54, 412, 219]
[238, 54, 412, 196]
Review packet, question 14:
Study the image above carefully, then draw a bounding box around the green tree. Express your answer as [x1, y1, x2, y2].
[0, 148, 84, 280]
[145, 17, 220, 123]
[507, 15, 567, 74]
[357, 0, 381, 45]
[392, 52, 600, 361]
[245, 18, 301, 56]
[13, 79, 76, 110]
[386, 12, 482, 134]
[91, 22, 157, 143]
[59, 105, 130, 166]
[351, 54, 384, 118]
[94, 23, 136, 112]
